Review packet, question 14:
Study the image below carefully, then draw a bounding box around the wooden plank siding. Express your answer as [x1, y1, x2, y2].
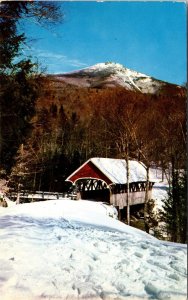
[110, 190, 152, 209]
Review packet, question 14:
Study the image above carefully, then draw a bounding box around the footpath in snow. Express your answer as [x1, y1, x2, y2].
[0, 199, 187, 300]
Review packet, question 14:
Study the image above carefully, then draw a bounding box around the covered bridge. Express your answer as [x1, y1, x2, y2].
[66, 158, 154, 209]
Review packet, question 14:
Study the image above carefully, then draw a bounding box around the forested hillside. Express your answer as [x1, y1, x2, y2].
[8, 73, 186, 193]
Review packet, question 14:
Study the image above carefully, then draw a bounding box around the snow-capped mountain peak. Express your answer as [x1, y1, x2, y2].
[82, 62, 167, 93]
[54, 62, 168, 93]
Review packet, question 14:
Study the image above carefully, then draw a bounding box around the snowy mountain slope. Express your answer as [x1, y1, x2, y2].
[53, 62, 181, 93]
[0, 200, 186, 300]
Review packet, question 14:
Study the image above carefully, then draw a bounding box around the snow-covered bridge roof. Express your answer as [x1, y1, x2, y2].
[66, 157, 151, 185]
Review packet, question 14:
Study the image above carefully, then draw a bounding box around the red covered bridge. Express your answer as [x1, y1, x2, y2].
[66, 157, 154, 209]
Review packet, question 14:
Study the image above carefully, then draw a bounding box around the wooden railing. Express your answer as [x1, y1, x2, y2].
[7, 191, 69, 203]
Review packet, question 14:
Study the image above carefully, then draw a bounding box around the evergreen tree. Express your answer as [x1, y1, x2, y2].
[161, 169, 187, 243]
[0, 1, 63, 173]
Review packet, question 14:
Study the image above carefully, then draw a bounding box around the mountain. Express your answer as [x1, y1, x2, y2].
[50, 62, 182, 94]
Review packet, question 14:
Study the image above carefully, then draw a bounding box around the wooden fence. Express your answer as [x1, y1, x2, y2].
[7, 191, 69, 203]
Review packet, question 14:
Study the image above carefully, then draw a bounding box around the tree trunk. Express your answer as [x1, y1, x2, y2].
[0, 106, 2, 165]
[33, 170, 36, 191]
[171, 157, 178, 242]
[126, 150, 130, 225]
[144, 166, 150, 233]
[118, 207, 122, 221]
[16, 182, 21, 204]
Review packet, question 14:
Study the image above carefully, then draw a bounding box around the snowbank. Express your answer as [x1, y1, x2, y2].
[0, 199, 186, 300]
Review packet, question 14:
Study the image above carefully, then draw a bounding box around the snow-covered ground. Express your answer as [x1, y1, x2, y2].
[149, 167, 169, 212]
[0, 199, 186, 300]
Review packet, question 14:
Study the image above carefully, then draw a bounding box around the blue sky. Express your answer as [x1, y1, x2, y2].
[21, 1, 186, 85]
